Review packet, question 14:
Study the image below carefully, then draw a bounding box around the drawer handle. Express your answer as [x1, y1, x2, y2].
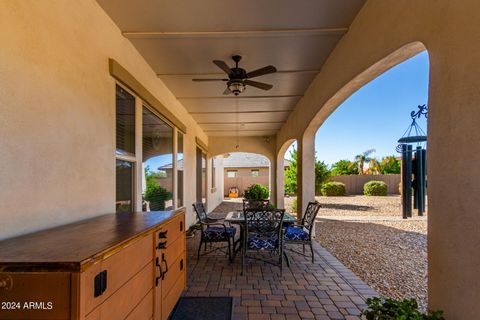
[155, 257, 163, 287]
[158, 231, 168, 238]
[161, 253, 169, 280]
[94, 270, 107, 297]
[180, 259, 184, 271]
[157, 241, 167, 250]
[180, 221, 183, 232]
[0, 275, 13, 291]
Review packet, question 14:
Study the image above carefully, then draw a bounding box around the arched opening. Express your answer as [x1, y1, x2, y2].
[307, 44, 430, 309]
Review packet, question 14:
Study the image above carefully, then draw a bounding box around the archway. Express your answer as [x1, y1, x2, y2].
[306, 45, 430, 309]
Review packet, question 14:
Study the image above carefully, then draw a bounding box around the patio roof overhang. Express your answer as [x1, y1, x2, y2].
[96, 0, 366, 137]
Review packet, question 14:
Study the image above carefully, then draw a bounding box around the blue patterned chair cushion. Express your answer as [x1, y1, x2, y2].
[248, 233, 279, 250]
[284, 226, 309, 241]
[204, 226, 236, 241]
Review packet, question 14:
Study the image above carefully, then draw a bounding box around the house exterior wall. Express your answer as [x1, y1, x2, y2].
[224, 168, 269, 197]
[0, 0, 221, 239]
[275, 1, 480, 317]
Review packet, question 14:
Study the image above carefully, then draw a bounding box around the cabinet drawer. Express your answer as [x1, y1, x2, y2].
[85, 263, 152, 320]
[125, 289, 153, 320]
[82, 234, 154, 315]
[156, 214, 184, 245]
[161, 251, 186, 297]
[162, 270, 186, 320]
[0, 272, 71, 320]
[161, 233, 185, 268]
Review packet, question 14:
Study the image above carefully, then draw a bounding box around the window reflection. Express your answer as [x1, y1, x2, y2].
[142, 107, 173, 211]
[116, 159, 134, 213]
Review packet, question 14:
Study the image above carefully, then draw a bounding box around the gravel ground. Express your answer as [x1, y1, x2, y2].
[313, 196, 428, 311]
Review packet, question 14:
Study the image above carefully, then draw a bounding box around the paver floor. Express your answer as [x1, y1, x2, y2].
[184, 202, 378, 320]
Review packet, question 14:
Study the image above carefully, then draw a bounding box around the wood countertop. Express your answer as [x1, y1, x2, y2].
[0, 210, 184, 272]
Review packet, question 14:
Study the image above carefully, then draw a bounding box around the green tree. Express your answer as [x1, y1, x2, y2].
[284, 149, 297, 195]
[284, 148, 331, 195]
[380, 155, 401, 174]
[315, 160, 330, 195]
[144, 166, 172, 210]
[354, 149, 376, 175]
[366, 158, 381, 174]
[330, 159, 358, 175]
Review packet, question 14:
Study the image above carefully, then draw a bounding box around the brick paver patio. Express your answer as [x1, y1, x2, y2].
[184, 208, 378, 320]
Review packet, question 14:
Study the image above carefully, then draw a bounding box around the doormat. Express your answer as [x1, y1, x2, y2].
[169, 296, 233, 320]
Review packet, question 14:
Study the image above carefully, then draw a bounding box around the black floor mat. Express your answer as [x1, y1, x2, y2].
[169, 296, 233, 320]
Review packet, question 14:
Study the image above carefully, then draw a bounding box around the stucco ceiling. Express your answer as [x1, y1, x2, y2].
[97, 0, 365, 136]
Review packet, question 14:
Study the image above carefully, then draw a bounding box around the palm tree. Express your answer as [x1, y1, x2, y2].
[354, 149, 376, 175]
[367, 158, 381, 174]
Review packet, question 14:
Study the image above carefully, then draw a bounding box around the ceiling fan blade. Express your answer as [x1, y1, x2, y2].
[213, 60, 233, 76]
[222, 87, 231, 95]
[192, 78, 228, 82]
[244, 80, 273, 91]
[245, 65, 277, 79]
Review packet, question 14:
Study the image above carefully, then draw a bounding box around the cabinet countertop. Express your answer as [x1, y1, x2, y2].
[0, 210, 184, 272]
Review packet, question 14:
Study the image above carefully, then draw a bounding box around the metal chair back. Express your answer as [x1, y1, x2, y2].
[300, 201, 321, 234]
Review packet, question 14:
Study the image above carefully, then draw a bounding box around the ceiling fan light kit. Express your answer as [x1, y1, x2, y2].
[192, 55, 277, 96]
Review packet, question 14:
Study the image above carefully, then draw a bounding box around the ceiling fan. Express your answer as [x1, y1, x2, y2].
[192, 55, 277, 95]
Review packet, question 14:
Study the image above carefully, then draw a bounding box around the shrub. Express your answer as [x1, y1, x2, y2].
[321, 182, 346, 196]
[144, 184, 172, 211]
[364, 180, 388, 196]
[291, 198, 298, 213]
[244, 183, 269, 200]
[362, 297, 444, 320]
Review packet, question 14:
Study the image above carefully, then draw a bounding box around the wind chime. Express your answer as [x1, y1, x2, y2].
[396, 104, 428, 219]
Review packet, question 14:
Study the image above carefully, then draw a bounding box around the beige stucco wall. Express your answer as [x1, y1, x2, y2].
[276, 1, 480, 317]
[0, 0, 218, 239]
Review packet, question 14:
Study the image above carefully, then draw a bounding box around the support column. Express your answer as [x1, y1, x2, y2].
[297, 133, 315, 217]
[276, 152, 285, 209]
[269, 157, 277, 207]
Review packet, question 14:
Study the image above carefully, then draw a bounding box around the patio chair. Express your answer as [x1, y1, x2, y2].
[192, 201, 222, 222]
[193, 203, 236, 261]
[284, 201, 321, 263]
[243, 199, 270, 212]
[242, 209, 285, 275]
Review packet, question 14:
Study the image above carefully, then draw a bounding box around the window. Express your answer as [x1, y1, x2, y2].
[251, 169, 259, 177]
[227, 170, 237, 178]
[177, 132, 184, 207]
[116, 85, 135, 157]
[116, 160, 134, 213]
[116, 85, 136, 213]
[142, 106, 173, 211]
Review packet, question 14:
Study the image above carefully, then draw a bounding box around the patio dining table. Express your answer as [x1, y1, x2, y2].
[225, 210, 297, 257]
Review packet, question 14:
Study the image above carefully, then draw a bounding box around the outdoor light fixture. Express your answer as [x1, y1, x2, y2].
[227, 80, 246, 95]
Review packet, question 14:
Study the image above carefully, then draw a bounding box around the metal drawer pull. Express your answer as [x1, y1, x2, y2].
[161, 253, 169, 280]
[180, 221, 183, 232]
[158, 231, 168, 238]
[0, 276, 13, 291]
[155, 257, 163, 287]
[157, 241, 167, 249]
[94, 270, 107, 297]
[180, 259, 184, 271]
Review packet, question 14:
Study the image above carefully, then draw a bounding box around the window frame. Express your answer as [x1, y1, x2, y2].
[115, 82, 184, 212]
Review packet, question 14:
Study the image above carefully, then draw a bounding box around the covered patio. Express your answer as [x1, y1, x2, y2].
[1, 1, 480, 319]
[185, 204, 376, 320]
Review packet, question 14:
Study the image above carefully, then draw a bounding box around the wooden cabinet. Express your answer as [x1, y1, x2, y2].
[154, 213, 186, 320]
[0, 210, 186, 320]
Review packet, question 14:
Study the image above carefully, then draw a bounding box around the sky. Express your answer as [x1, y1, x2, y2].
[286, 51, 429, 165]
